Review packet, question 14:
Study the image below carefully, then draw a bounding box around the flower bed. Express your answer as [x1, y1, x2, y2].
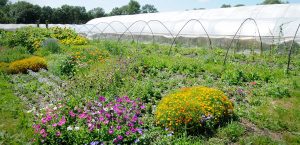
[33, 96, 146, 144]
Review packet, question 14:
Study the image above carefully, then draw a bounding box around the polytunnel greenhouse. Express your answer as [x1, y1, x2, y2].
[81, 4, 300, 47]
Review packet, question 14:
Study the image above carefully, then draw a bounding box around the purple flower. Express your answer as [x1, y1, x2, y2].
[131, 115, 138, 122]
[126, 131, 131, 136]
[99, 96, 106, 102]
[99, 116, 104, 122]
[104, 120, 109, 125]
[58, 116, 66, 126]
[116, 97, 123, 103]
[90, 141, 100, 145]
[117, 126, 122, 130]
[141, 105, 146, 110]
[52, 123, 57, 127]
[134, 138, 140, 143]
[56, 131, 61, 137]
[69, 111, 76, 117]
[108, 128, 114, 134]
[137, 128, 143, 135]
[46, 115, 52, 122]
[105, 113, 111, 119]
[79, 113, 88, 119]
[128, 123, 134, 127]
[130, 128, 137, 133]
[117, 135, 123, 141]
[41, 117, 47, 124]
[123, 96, 131, 102]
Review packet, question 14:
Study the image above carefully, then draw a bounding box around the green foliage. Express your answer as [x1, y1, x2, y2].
[0, 46, 32, 63]
[42, 38, 61, 54]
[239, 134, 281, 145]
[217, 122, 245, 142]
[60, 56, 78, 76]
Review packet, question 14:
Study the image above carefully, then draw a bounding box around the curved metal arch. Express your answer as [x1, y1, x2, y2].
[136, 20, 175, 50]
[287, 24, 300, 74]
[169, 19, 212, 55]
[77, 24, 95, 34]
[99, 21, 135, 41]
[117, 20, 154, 43]
[223, 18, 263, 66]
[84, 22, 118, 40]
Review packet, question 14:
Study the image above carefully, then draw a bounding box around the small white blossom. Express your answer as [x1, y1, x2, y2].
[74, 127, 80, 131]
[67, 126, 73, 131]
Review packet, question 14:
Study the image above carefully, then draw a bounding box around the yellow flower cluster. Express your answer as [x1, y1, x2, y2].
[155, 86, 233, 130]
[60, 36, 88, 45]
[49, 27, 88, 45]
[8, 56, 47, 74]
[73, 48, 109, 63]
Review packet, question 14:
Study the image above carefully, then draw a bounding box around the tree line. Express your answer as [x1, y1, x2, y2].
[220, 0, 288, 8]
[0, 0, 158, 24]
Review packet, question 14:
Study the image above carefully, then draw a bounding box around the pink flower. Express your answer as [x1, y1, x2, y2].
[58, 116, 66, 126]
[46, 115, 52, 122]
[56, 131, 61, 137]
[41, 117, 47, 124]
[40, 129, 47, 137]
[52, 123, 57, 127]
[117, 126, 122, 130]
[78, 113, 87, 119]
[69, 111, 76, 117]
[141, 105, 146, 110]
[99, 96, 106, 102]
[108, 128, 114, 134]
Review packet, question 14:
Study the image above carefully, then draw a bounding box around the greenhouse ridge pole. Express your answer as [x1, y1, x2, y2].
[287, 24, 300, 74]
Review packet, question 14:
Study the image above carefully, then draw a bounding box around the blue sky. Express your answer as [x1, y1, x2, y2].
[10, 0, 300, 12]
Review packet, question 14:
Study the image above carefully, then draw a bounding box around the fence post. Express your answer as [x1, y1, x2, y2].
[46, 20, 49, 29]
[36, 20, 40, 28]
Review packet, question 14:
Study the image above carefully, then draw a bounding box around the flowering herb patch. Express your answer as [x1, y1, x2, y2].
[33, 96, 146, 144]
[155, 86, 234, 134]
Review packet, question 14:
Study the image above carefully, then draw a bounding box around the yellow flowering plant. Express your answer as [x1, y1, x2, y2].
[8, 56, 47, 74]
[155, 86, 234, 133]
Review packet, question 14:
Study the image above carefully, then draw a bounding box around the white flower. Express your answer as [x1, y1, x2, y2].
[104, 107, 108, 111]
[74, 127, 80, 131]
[53, 107, 57, 110]
[67, 126, 73, 131]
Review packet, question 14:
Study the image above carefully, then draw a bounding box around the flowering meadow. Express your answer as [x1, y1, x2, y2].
[0, 27, 300, 144]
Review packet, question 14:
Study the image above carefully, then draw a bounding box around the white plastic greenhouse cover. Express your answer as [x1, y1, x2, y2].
[0, 4, 299, 43]
[84, 4, 300, 43]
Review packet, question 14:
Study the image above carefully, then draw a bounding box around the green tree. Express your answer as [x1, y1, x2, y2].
[110, 7, 123, 16]
[0, 0, 8, 6]
[141, 4, 158, 13]
[40, 6, 53, 23]
[221, 4, 231, 8]
[262, 0, 287, 4]
[234, 4, 245, 7]
[9, 1, 41, 23]
[127, 0, 140, 14]
[88, 7, 106, 18]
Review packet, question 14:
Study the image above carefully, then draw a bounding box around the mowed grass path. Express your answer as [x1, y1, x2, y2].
[0, 73, 32, 144]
